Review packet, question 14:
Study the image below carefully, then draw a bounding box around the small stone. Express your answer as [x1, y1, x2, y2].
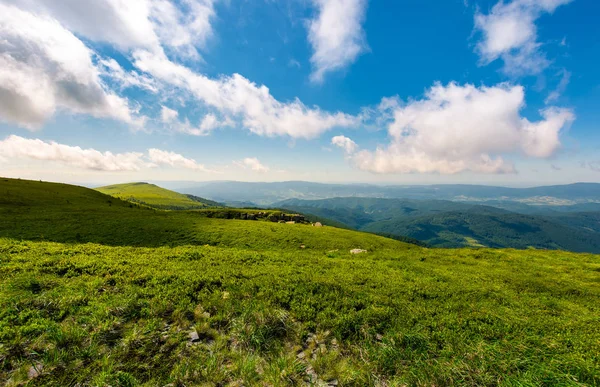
[28, 364, 42, 379]
[296, 351, 306, 359]
[313, 222, 323, 227]
[300, 244, 306, 249]
[376, 333, 384, 341]
[350, 249, 367, 254]
[286, 221, 295, 224]
[305, 366, 318, 383]
[189, 331, 200, 342]
[328, 379, 339, 386]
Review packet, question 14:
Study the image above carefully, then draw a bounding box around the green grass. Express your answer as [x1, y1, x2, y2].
[96, 182, 221, 210]
[1, 177, 599, 386]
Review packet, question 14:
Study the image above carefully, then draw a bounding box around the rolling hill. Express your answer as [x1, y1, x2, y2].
[96, 182, 221, 210]
[1, 177, 599, 386]
[276, 197, 600, 253]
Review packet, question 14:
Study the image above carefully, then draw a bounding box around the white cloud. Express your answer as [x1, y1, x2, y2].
[339, 82, 575, 174]
[0, 4, 141, 129]
[0, 135, 216, 172]
[147, 148, 212, 171]
[160, 106, 179, 123]
[545, 69, 571, 104]
[0, 135, 146, 171]
[160, 106, 232, 136]
[175, 113, 233, 136]
[7, 0, 218, 56]
[307, 0, 368, 83]
[331, 135, 358, 154]
[474, 0, 573, 75]
[99, 58, 157, 92]
[235, 157, 270, 173]
[133, 50, 357, 139]
[149, 0, 217, 58]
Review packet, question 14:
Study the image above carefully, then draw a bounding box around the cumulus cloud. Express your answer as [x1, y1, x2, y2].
[474, 0, 573, 75]
[337, 82, 575, 174]
[7, 0, 217, 57]
[235, 157, 270, 173]
[133, 50, 357, 138]
[160, 106, 179, 123]
[331, 135, 358, 154]
[0, 4, 141, 130]
[0, 135, 146, 171]
[0, 135, 214, 172]
[307, 0, 368, 83]
[147, 148, 212, 171]
[149, 0, 217, 58]
[160, 106, 232, 136]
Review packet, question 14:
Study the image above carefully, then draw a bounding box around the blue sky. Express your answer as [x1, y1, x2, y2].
[0, 0, 598, 186]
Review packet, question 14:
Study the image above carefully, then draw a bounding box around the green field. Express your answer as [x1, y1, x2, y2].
[1, 178, 599, 386]
[96, 182, 221, 210]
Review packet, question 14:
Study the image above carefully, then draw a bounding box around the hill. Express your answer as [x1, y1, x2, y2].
[1, 178, 599, 386]
[276, 197, 600, 253]
[96, 182, 221, 210]
[0, 178, 403, 250]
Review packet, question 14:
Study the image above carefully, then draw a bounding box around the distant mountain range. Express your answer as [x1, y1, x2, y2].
[170, 181, 600, 207]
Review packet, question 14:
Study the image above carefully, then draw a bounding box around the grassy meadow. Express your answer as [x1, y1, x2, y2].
[0, 178, 599, 386]
[96, 182, 221, 210]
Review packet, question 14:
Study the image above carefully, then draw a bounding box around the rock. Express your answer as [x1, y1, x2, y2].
[297, 351, 306, 359]
[350, 249, 367, 254]
[300, 244, 306, 249]
[328, 379, 339, 386]
[313, 222, 323, 227]
[305, 366, 318, 383]
[189, 330, 200, 343]
[28, 364, 43, 379]
[286, 221, 295, 224]
[376, 333, 384, 341]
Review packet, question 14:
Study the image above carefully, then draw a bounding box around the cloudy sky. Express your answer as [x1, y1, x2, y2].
[0, 0, 598, 186]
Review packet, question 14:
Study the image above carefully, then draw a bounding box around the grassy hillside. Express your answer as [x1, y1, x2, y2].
[1, 178, 599, 386]
[96, 182, 221, 210]
[277, 197, 600, 253]
[0, 178, 405, 251]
